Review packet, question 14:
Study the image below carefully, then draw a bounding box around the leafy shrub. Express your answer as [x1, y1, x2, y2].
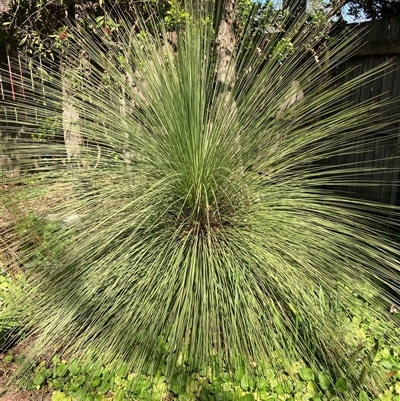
[1, 2, 399, 400]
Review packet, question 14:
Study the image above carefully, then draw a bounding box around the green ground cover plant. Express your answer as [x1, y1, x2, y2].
[1, 1, 399, 400]
[1, 272, 399, 401]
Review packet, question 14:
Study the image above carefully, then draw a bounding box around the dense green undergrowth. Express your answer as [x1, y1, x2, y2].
[1, 272, 399, 401]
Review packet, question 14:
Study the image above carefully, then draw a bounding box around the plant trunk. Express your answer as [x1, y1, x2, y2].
[215, 0, 240, 161]
[215, 0, 236, 90]
[62, 1, 85, 168]
[62, 63, 84, 168]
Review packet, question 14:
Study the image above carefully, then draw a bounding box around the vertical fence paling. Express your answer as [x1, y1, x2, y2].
[0, 69, 4, 101]
[6, 50, 15, 101]
[0, 50, 50, 178]
[18, 53, 25, 100]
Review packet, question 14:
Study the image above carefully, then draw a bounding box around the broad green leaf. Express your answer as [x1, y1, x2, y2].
[260, 391, 273, 401]
[33, 373, 46, 386]
[235, 367, 246, 383]
[208, 380, 222, 395]
[257, 377, 270, 391]
[317, 373, 330, 391]
[274, 383, 285, 395]
[380, 348, 391, 359]
[52, 391, 72, 401]
[98, 380, 111, 394]
[74, 389, 88, 401]
[378, 395, 392, 401]
[215, 392, 234, 401]
[307, 381, 316, 394]
[68, 360, 81, 376]
[382, 359, 394, 370]
[91, 376, 102, 388]
[335, 378, 347, 393]
[240, 374, 255, 391]
[269, 379, 278, 389]
[299, 369, 315, 382]
[199, 386, 209, 401]
[55, 363, 68, 377]
[51, 378, 64, 389]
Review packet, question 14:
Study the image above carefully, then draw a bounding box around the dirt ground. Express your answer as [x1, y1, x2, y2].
[0, 182, 64, 277]
[0, 183, 57, 400]
[0, 344, 51, 401]
[0, 390, 51, 401]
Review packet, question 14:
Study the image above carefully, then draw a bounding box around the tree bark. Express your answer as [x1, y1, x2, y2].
[62, 63, 84, 168]
[214, 0, 239, 161]
[215, 0, 236, 90]
[61, 0, 85, 168]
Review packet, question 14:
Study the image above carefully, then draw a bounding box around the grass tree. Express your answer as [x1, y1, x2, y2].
[1, 1, 399, 398]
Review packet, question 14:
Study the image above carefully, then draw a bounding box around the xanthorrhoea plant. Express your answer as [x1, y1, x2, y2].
[1, 1, 399, 397]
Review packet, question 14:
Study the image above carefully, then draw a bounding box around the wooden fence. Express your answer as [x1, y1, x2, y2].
[332, 17, 400, 205]
[0, 48, 42, 102]
[0, 48, 24, 178]
[0, 49, 50, 178]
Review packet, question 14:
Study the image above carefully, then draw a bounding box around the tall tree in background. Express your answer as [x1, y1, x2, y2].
[0, 0, 172, 52]
[283, 0, 307, 15]
[346, 0, 400, 19]
[281, 0, 400, 21]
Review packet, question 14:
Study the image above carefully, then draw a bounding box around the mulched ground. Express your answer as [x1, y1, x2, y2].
[0, 182, 66, 277]
[0, 183, 58, 400]
[0, 342, 51, 401]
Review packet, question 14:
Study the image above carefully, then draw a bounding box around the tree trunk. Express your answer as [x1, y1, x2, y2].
[62, 0, 85, 168]
[215, 0, 236, 90]
[62, 63, 84, 168]
[214, 0, 239, 160]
